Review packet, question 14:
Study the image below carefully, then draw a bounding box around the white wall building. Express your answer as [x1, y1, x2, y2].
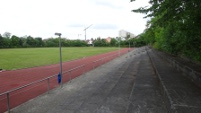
[119, 30, 135, 38]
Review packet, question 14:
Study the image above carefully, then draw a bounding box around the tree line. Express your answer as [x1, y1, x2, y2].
[0, 32, 144, 48]
[131, 0, 201, 62]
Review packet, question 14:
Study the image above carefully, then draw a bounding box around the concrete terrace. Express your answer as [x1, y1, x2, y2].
[10, 47, 201, 113]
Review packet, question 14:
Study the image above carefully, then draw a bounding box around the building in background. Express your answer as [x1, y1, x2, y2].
[105, 37, 112, 43]
[119, 30, 135, 39]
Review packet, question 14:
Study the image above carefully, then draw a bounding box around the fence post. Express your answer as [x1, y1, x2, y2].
[6, 93, 10, 113]
[83, 65, 85, 74]
[47, 78, 50, 94]
[93, 61, 95, 69]
[69, 71, 72, 82]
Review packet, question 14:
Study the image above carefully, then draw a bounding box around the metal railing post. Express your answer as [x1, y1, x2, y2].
[93, 61, 95, 69]
[47, 78, 50, 94]
[83, 65, 85, 74]
[6, 93, 10, 113]
[69, 71, 72, 82]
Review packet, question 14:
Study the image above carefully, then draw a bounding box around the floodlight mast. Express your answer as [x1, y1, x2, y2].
[84, 24, 93, 41]
[54, 32, 62, 87]
[55, 33, 61, 37]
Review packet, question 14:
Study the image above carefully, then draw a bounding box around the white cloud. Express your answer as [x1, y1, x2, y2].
[0, 0, 150, 39]
[93, 23, 118, 30]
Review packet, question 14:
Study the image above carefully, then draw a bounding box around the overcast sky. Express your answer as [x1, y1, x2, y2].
[0, 0, 150, 39]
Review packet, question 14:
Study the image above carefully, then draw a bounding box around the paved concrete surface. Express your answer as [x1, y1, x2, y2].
[148, 48, 201, 113]
[126, 50, 166, 113]
[10, 47, 201, 113]
[153, 49, 201, 88]
[11, 48, 142, 113]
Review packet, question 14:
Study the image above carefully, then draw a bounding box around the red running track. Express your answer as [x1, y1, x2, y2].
[0, 48, 131, 113]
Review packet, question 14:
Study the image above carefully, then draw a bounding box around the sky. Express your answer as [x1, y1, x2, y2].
[0, 0, 150, 40]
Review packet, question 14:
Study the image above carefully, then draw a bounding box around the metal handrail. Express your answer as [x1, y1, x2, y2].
[0, 74, 57, 97]
[63, 64, 85, 74]
[0, 50, 123, 113]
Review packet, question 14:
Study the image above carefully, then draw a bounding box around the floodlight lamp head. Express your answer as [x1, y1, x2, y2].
[55, 33, 62, 37]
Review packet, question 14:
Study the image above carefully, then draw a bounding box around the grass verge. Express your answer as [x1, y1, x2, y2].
[0, 47, 118, 70]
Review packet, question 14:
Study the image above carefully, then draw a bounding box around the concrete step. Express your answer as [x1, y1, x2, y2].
[73, 56, 136, 113]
[45, 49, 143, 113]
[94, 53, 142, 113]
[148, 48, 201, 113]
[126, 51, 167, 113]
[153, 48, 201, 88]
[12, 47, 186, 113]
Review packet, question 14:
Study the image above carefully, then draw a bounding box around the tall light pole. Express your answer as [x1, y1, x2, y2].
[55, 32, 62, 87]
[127, 32, 131, 52]
[133, 42, 135, 48]
[84, 24, 93, 41]
[119, 37, 121, 56]
[117, 37, 121, 56]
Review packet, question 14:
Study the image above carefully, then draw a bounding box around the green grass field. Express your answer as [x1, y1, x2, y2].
[0, 47, 119, 70]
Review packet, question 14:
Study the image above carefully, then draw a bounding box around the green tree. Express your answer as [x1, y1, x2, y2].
[44, 38, 58, 47]
[11, 35, 20, 47]
[1, 32, 11, 48]
[27, 36, 35, 47]
[131, 0, 201, 62]
[125, 32, 130, 40]
[0, 34, 4, 48]
[19, 37, 28, 47]
[3, 37, 11, 48]
[35, 37, 44, 47]
[62, 39, 71, 47]
[3, 32, 11, 38]
[94, 37, 109, 47]
[110, 38, 117, 46]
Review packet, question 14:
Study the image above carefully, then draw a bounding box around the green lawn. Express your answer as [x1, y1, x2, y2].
[0, 47, 118, 70]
